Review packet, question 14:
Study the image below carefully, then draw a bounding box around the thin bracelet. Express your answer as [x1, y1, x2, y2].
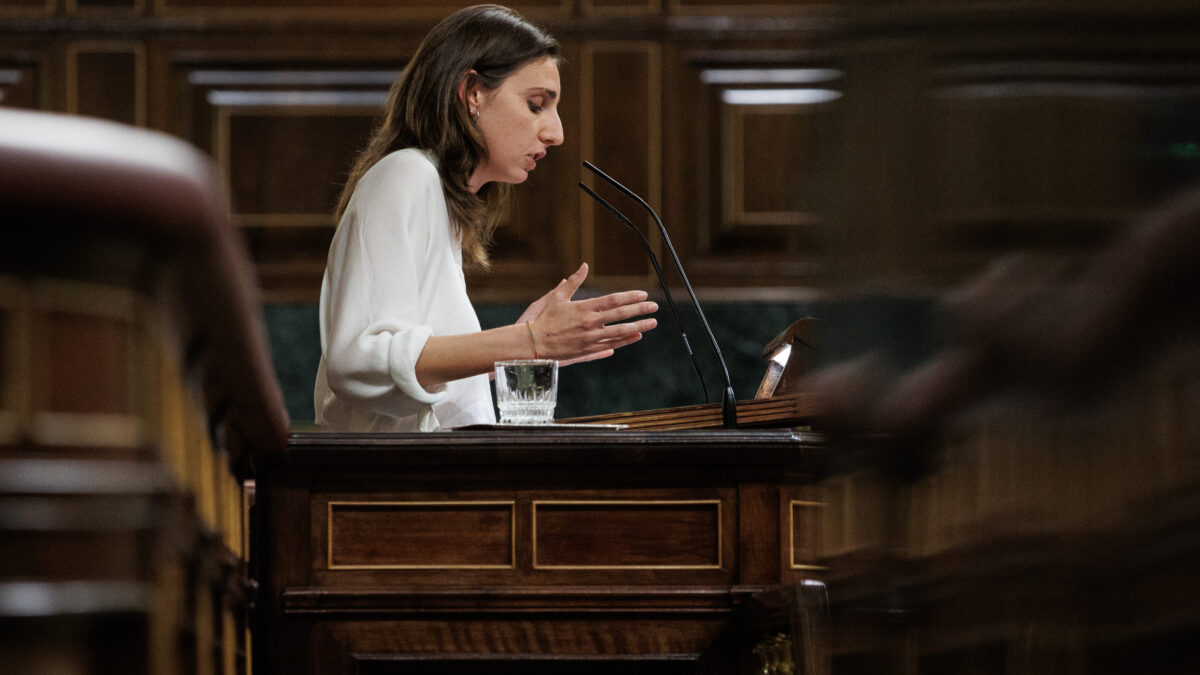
[525, 321, 541, 359]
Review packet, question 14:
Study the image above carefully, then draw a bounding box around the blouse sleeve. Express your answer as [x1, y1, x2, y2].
[319, 153, 449, 417]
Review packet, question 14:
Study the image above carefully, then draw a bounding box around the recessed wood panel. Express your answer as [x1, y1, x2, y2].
[218, 105, 381, 220]
[327, 501, 516, 569]
[713, 71, 843, 241]
[29, 285, 136, 418]
[723, 102, 832, 228]
[681, 62, 843, 282]
[581, 43, 660, 278]
[67, 43, 144, 126]
[924, 84, 1138, 245]
[184, 69, 395, 301]
[533, 500, 720, 569]
[789, 499, 824, 570]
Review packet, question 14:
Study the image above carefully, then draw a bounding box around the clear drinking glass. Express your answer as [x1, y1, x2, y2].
[494, 359, 558, 425]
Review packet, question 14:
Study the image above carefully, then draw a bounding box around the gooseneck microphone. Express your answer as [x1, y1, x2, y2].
[581, 161, 738, 429]
[579, 181, 711, 404]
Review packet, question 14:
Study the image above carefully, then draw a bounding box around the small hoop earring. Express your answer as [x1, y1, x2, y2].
[470, 109, 479, 122]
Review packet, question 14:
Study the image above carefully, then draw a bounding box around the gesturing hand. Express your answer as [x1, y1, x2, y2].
[522, 262, 658, 363]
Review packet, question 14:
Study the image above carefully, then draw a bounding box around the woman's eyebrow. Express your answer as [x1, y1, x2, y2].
[526, 87, 558, 100]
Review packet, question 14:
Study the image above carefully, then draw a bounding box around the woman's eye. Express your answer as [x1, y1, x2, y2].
[528, 101, 544, 113]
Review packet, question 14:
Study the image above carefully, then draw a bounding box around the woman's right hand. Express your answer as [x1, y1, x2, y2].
[527, 262, 658, 362]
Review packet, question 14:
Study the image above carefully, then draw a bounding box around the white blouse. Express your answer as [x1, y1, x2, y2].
[314, 148, 496, 432]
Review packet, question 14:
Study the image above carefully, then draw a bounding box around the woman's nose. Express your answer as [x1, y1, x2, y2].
[542, 111, 564, 146]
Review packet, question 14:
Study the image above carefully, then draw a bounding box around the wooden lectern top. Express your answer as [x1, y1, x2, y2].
[561, 392, 821, 430]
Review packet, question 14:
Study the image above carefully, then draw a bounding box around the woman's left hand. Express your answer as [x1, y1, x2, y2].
[517, 262, 658, 365]
[515, 277, 617, 367]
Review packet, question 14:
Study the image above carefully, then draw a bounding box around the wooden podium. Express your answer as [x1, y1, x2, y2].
[254, 425, 827, 674]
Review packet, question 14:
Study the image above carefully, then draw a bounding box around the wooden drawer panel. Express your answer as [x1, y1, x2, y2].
[327, 501, 515, 570]
[533, 500, 721, 569]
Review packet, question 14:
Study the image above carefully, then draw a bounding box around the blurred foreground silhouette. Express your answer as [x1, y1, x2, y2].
[805, 184, 1200, 673]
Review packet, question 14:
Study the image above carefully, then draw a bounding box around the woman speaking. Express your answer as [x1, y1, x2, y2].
[315, 5, 658, 432]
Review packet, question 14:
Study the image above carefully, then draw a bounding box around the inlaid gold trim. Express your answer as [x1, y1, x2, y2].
[326, 500, 517, 570]
[532, 499, 722, 570]
[65, 41, 147, 127]
[788, 499, 828, 571]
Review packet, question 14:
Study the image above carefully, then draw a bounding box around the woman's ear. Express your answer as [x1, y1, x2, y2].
[458, 69, 482, 110]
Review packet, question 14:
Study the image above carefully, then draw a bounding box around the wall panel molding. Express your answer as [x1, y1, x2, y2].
[66, 41, 145, 126]
[7, 5, 1200, 300]
[579, 40, 661, 280]
[150, 0, 571, 21]
[0, 0, 55, 18]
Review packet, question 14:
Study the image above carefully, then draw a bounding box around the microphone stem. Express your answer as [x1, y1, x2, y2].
[579, 182, 711, 403]
[584, 162, 739, 428]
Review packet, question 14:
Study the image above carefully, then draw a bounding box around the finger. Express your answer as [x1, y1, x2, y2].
[560, 349, 615, 367]
[583, 289, 649, 311]
[558, 262, 588, 300]
[591, 318, 656, 343]
[595, 300, 658, 325]
[595, 332, 644, 351]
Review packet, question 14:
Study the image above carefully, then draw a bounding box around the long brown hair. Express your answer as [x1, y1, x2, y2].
[335, 4, 560, 269]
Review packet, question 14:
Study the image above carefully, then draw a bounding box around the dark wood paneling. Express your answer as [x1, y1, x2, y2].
[672, 55, 842, 286]
[0, 0, 53, 16]
[327, 502, 515, 569]
[69, 44, 143, 126]
[533, 501, 721, 568]
[581, 42, 658, 279]
[582, 0, 660, 16]
[154, 0, 570, 18]
[357, 655, 698, 675]
[788, 499, 822, 570]
[37, 308, 134, 416]
[224, 112, 376, 217]
[668, 0, 819, 13]
[322, 617, 723, 659]
[922, 79, 1138, 245]
[71, 0, 140, 10]
[181, 67, 393, 298]
[262, 430, 817, 674]
[2, 83, 282, 675]
[5, 5, 1200, 303]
